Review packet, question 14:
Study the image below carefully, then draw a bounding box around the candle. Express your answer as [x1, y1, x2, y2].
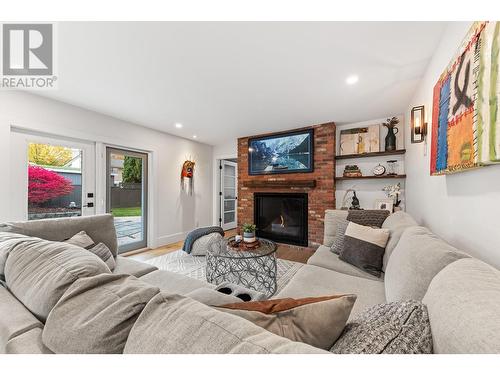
[415, 115, 421, 134]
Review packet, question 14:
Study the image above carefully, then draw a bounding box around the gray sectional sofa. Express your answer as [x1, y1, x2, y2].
[1, 211, 499, 354]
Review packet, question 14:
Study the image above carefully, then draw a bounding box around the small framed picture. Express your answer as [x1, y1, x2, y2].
[374, 199, 394, 213]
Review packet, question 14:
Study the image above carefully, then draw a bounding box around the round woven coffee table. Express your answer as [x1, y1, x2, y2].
[206, 237, 278, 297]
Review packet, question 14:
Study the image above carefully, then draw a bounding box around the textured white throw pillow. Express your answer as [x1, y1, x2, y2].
[191, 232, 223, 256]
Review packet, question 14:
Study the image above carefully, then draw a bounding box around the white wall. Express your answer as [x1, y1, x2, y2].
[213, 142, 237, 159]
[405, 22, 500, 269]
[0, 91, 213, 248]
[335, 116, 406, 210]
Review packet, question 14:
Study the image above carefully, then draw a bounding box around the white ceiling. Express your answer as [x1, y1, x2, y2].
[38, 22, 448, 146]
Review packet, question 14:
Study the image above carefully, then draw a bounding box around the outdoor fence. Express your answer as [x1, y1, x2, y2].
[111, 183, 142, 208]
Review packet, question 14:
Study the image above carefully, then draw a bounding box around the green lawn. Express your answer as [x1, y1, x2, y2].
[112, 207, 142, 217]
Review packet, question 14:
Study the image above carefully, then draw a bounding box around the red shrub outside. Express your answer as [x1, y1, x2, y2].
[28, 165, 74, 206]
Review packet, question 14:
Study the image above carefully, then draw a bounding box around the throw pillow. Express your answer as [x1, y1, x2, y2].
[123, 293, 325, 354]
[65, 231, 116, 271]
[330, 300, 433, 354]
[330, 218, 349, 254]
[64, 230, 95, 248]
[1, 232, 110, 322]
[346, 209, 390, 228]
[89, 243, 116, 271]
[191, 232, 223, 256]
[339, 222, 390, 277]
[216, 294, 357, 350]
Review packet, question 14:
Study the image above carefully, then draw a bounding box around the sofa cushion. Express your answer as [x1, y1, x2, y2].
[123, 293, 326, 354]
[43, 273, 160, 354]
[323, 210, 348, 247]
[384, 227, 470, 302]
[339, 222, 390, 277]
[330, 300, 432, 354]
[0, 214, 118, 257]
[1, 232, 110, 321]
[217, 294, 356, 350]
[113, 256, 157, 277]
[381, 211, 418, 271]
[5, 327, 53, 354]
[0, 285, 44, 352]
[382, 211, 418, 229]
[277, 264, 385, 320]
[139, 269, 213, 295]
[307, 245, 382, 281]
[422, 258, 500, 354]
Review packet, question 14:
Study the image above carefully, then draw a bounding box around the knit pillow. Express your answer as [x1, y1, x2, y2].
[191, 232, 223, 256]
[330, 218, 349, 255]
[331, 300, 433, 354]
[347, 209, 390, 228]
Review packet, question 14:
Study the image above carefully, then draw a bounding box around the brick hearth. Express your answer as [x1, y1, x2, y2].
[237, 122, 335, 248]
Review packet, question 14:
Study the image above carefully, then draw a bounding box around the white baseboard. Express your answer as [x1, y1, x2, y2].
[154, 231, 190, 249]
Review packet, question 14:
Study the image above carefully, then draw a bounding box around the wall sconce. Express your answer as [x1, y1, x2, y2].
[411, 105, 427, 144]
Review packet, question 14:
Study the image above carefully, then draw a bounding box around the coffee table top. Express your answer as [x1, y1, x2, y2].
[208, 237, 277, 259]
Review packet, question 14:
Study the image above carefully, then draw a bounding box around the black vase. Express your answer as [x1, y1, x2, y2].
[385, 126, 398, 151]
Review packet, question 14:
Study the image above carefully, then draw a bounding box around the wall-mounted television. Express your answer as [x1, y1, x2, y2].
[248, 128, 314, 175]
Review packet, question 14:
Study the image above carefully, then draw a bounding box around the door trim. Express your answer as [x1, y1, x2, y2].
[220, 159, 238, 230]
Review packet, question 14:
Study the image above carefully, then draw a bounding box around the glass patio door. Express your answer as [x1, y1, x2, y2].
[220, 160, 237, 230]
[106, 147, 148, 253]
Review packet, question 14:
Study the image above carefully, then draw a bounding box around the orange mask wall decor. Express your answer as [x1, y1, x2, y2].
[181, 159, 195, 195]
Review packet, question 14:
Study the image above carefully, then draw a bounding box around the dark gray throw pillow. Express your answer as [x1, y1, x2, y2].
[347, 209, 390, 228]
[339, 222, 389, 277]
[330, 300, 433, 354]
[330, 218, 349, 254]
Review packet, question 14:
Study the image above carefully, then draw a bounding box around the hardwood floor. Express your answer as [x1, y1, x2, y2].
[123, 229, 315, 264]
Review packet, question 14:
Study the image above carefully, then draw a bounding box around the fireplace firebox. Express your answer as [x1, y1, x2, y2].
[254, 193, 308, 247]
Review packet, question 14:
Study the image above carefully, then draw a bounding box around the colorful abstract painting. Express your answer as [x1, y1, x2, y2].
[430, 21, 500, 175]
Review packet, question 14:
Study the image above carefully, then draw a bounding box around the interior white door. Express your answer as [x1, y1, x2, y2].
[10, 129, 96, 221]
[220, 160, 238, 230]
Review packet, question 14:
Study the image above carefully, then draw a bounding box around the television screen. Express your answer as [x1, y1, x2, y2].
[248, 129, 314, 175]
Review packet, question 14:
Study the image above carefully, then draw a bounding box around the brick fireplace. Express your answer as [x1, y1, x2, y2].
[237, 122, 335, 248]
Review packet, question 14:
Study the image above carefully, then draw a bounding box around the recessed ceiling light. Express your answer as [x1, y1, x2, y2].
[192, 135, 197, 139]
[175, 123, 183, 128]
[346, 75, 359, 85]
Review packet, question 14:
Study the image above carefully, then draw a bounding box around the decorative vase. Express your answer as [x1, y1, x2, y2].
[243, 231, 256, 243]
[385, 126, 398, 151]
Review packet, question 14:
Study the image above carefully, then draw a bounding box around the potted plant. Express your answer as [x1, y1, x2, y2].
[242, 223, 257, 243]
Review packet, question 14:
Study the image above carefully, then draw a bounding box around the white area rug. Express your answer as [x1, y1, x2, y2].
[144, 249, 303, 295]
